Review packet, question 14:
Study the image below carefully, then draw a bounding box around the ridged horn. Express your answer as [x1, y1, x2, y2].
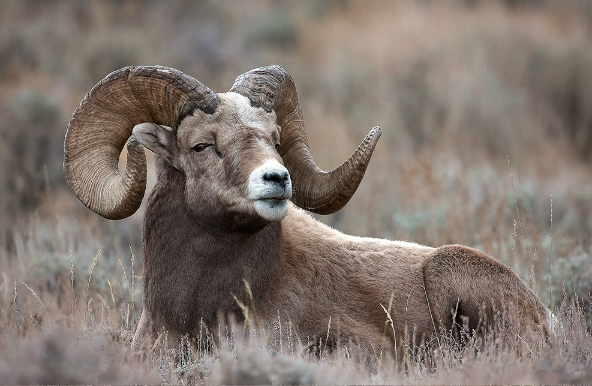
[230, 65, 382, 215]
[64, 66, 219, 220]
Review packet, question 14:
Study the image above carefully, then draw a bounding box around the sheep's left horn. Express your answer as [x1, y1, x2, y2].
[230, 65, 381, 215]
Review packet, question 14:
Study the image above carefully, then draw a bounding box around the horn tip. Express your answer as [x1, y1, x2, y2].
[370, 126, 383, 136]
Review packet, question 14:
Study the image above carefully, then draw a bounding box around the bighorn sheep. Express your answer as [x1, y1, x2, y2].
[64, 65, 552, 357]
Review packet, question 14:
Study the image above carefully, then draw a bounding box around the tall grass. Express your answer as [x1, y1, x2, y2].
[0, 218, 590, 383]
[1, 0, 592, 383]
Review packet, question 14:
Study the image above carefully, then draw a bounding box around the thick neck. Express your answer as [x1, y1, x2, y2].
[141, 157, 283, 332]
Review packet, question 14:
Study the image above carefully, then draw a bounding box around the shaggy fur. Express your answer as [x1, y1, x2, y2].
[131, 94, 551, 355]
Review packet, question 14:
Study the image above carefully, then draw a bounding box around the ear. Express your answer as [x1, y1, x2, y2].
[132, 123, 178, 164]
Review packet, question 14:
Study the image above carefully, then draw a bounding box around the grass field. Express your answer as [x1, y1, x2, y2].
[1, 1, 592, 383]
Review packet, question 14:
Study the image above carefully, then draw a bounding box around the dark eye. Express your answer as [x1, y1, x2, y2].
[275, 143, 280, 150]
[193, 143, 209, 152]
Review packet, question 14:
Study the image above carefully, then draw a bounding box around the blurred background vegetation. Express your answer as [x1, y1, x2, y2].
[1, 0, 592, 335]
[1, 1, 592, 382]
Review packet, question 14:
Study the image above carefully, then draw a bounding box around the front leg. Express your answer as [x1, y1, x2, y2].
[132, 309, 154, 353]
[133, 309, 191, 365]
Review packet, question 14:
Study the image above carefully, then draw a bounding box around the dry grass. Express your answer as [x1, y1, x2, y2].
[1, 0, 592, 383]
[0, 224, 590, 384]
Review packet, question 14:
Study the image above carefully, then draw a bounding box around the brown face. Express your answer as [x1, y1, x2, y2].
[132, 93, 292, 226]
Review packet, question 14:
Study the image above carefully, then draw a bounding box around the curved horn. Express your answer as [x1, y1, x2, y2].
[230, 66, 382, 215]
[64, 66, 219, 219]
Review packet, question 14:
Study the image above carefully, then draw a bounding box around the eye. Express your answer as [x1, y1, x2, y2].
[275, 143, 280, 150]
[193, 143, 209, 152]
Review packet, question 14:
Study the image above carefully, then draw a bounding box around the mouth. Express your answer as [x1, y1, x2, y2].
[253, 195, 290, 221]
[257, 194, 288, 202]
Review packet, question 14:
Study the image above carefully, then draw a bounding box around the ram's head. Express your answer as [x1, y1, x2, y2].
[64, 66, 381, 225]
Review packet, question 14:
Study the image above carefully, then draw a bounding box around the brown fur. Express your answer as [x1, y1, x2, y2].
[131, 92, 551, 357]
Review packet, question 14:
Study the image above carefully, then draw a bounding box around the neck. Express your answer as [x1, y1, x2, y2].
[141, 158, 282, 333]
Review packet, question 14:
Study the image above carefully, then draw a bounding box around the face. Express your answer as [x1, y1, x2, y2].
[133, 92, 292, 228]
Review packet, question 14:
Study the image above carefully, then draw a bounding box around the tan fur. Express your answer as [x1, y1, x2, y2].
[128, 92, 551, 357]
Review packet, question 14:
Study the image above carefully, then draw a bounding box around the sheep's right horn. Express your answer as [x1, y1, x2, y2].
[230, 66, 382, 215]
[64, 66, 218, 219]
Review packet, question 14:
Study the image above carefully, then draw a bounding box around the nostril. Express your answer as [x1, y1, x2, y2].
[263, 170, 289, 185]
